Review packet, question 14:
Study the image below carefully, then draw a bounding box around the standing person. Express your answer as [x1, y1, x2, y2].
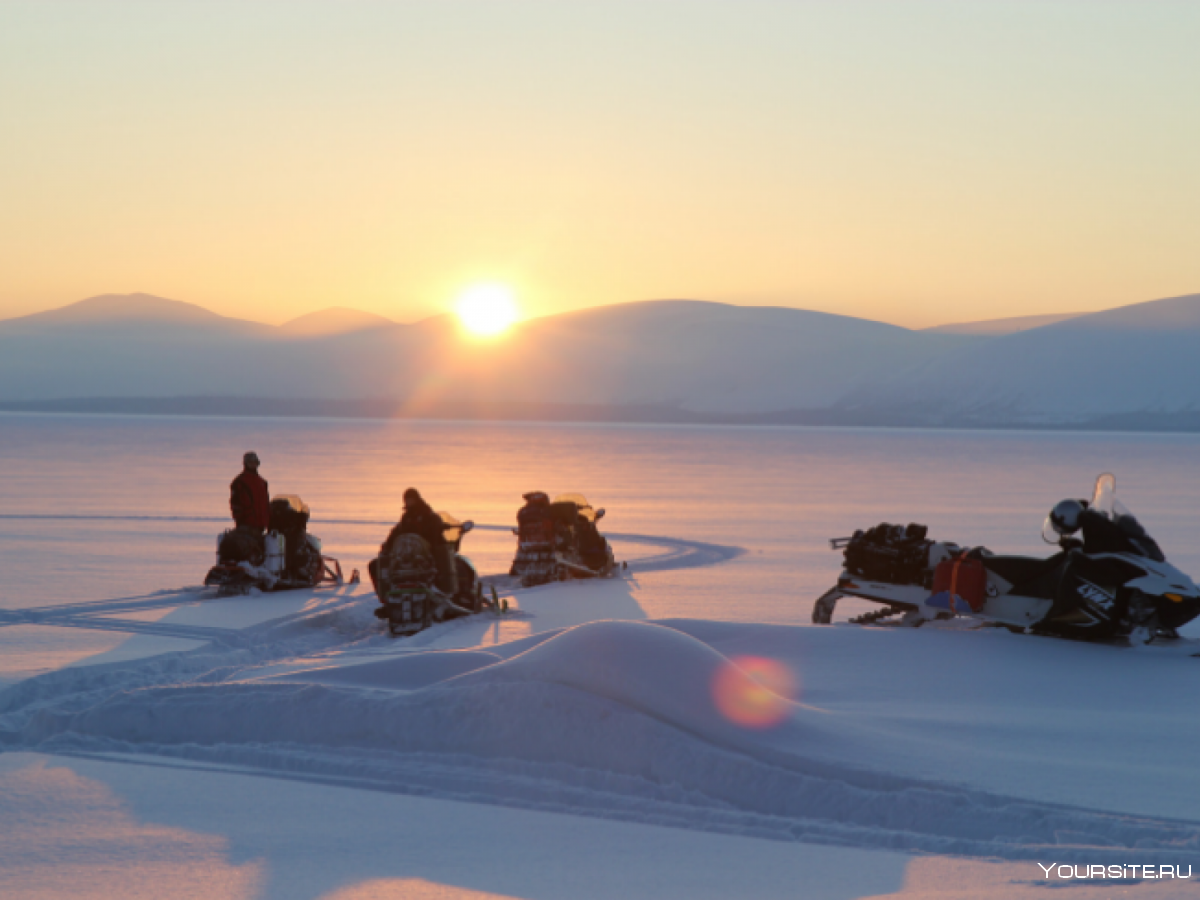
[230, 451, 271, 533]
[386, 488, 457, 596]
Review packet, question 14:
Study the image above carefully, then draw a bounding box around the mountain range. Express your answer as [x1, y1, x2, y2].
[1, 292, 1198, 431]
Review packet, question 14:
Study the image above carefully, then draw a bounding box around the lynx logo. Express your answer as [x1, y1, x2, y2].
[1077, 580, 1113, 606]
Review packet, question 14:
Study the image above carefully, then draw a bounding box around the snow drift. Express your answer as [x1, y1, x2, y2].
[4, 610, 1200, 865]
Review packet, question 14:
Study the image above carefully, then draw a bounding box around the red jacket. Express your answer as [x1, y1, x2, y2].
[230, 471, 270, 530]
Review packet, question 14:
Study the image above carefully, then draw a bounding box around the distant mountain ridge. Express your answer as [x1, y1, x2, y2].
[1, 293, 271, 335]
[279, 307, 398, 337]
[923, 312, 1081, 336]
[840, 292, 1200, 426]
[2, 292, 1198, 430]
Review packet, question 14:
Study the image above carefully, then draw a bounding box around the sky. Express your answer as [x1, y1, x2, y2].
[2, 1, 1199, 329]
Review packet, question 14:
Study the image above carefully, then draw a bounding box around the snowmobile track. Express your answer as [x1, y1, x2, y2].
[0, 525, 741, 641]
[0, 514, 744, 573]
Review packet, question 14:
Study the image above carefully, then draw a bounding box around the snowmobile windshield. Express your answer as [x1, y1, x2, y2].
[1082, 474, 1165, 561]
[273, 494, 310, 515]
[1043, 475, 1163, 560]
[438, 511, 464, 545]
[1086, 474, 1144, 535]
[554, 493, 596, 522]
[1090, 474, 1117, 520]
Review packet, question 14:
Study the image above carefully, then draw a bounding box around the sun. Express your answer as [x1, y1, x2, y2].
[455, 284, 518, 337]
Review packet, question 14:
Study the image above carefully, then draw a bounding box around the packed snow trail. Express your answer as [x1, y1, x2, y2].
[1, 588, 208, 621]
[0, 523, 742, 636]
[0, 515, 744, 575]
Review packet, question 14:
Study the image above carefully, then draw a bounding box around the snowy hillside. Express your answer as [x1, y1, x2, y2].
[7, 292, 1200, 427]
[0, 294, 970, 415]
[459, 301, 968, 414]
[843, 293, 1200, 426]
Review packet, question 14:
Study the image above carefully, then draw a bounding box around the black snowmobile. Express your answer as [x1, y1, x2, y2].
[811, 474, 1200, 645]
[369, 511, 492, 637]
[204, 495, 346, 596]
[510, 492, 617, 587]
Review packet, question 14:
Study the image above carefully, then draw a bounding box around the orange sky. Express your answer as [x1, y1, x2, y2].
[2, 2, 1199, 329]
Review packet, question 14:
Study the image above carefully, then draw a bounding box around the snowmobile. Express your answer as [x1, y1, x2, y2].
[204, 494, 345, 596]
[811, 474, 1200, 645]
[369, 511, 491, 637]
[510, 492, 617, 587]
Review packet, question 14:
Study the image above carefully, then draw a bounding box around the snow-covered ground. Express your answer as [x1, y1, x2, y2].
[4, 417, 1200, 898]
[4, 557, 1200, 897]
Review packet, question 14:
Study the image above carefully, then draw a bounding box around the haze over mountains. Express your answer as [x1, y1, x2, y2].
[922, 312, 1081, 336]
[842, 292, 1200, 429]
[277, 307, 398, 337]
[1, 292, 1197, 430]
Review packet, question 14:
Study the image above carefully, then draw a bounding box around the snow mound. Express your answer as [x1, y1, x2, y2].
[6, 612, 1200, 864]
[449, 620, 807, 756]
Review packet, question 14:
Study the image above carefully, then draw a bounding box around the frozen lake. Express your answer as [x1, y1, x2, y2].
[5, 413, 1200, 900]
[4, 412, 1200, 618]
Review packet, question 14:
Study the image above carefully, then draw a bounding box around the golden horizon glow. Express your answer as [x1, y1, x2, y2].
[2, 4, 1200, 328]
[454, 284, 519, 337]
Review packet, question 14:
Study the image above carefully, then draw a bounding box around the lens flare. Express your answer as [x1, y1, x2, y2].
[712, 655, 798, 730]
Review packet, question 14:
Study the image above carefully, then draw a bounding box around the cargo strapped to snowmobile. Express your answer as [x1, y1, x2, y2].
[928, 552, 987, 613]
[841, 523, 933, 587]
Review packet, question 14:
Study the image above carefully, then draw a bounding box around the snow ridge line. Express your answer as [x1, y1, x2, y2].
[31, 741, 967, 855]
[602, 531, 745, 573]
[19, 615, 244, 644]
[34, 740, 1155, 864]
[0, 598, 379, 718]
[0, 589, 208, 624]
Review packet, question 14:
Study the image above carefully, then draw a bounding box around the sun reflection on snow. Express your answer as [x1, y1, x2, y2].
[711, 655, 798, 729]
[0, 762, 264, 900]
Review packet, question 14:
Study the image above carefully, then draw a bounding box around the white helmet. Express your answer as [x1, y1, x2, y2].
[1050, 499, 1086, 534]
[1042, 498, 1086, 544]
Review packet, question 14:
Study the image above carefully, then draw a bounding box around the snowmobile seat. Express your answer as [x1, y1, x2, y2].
[973, 550, 1067, 601]
[549, 500, 581, 525]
